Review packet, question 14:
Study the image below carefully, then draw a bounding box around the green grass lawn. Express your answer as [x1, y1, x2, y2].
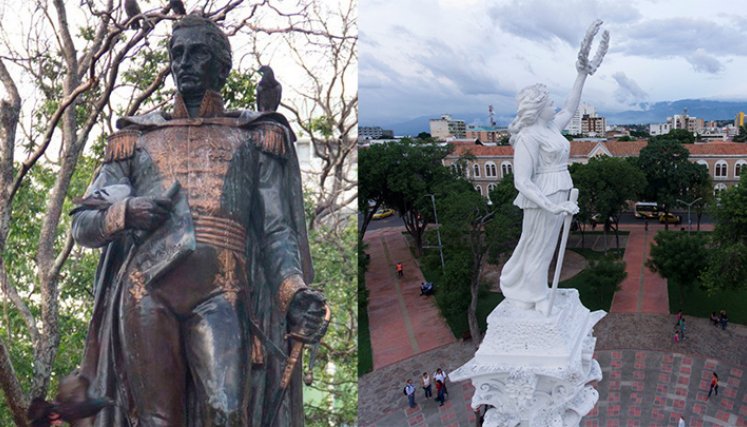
[358, 304, 373, 376]
[667, 280, 747, 325]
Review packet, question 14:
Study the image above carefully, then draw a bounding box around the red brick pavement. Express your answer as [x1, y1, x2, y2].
[364, 227, 456, 369]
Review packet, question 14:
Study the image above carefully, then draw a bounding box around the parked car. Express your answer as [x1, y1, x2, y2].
[373, 208, 395, 220]
[658, 212, 681, 224]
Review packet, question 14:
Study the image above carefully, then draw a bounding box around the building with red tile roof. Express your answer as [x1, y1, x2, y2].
[444, 139, 747, 197]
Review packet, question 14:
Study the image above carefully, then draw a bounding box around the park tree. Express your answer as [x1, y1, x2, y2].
[733, 125, 747, 142]
[358, 139, 450, 253]
[651, 128, 695, 144]
[647, 231, 709, 308]
[0, 1, 357, 425]
[636, 138, 706, 230]
[570, 157, 645, 250]
[434, 175, 521, 345]
[701, 174, 747, 293]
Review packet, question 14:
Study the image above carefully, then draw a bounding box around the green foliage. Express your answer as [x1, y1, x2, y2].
[0, 158, 99, 424]
[651, 128, 695, 144]
[303, 223, 357, 426]
[667, 277, 747, 324]
[559, 249, 624, 311]
[647, 231, 709, 307]
[357, 242, 372, 376]
[358, 140, 451, 251]
[433, 249, 472, 335]
[120, 41, 173, 114]
[701, 174, 747, 292]
[221, 69, 258, 111]
[571, 156, 646, 248]
[617, 135, 634, 141]
[307, 116, 334, 139]
[733, 125, 747, 142]
[585, 256, 626, 305]
[635, 138, 705, 215]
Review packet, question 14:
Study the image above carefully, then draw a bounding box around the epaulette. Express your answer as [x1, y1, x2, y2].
[103, 129, 140, 163]
[251, 122, 289, 157]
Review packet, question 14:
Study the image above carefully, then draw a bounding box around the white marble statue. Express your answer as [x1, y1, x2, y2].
[500, 20, 609, 313]
[451, 21, 610, 427]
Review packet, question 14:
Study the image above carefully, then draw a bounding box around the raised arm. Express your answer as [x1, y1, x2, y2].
[555, 20, 609, 130]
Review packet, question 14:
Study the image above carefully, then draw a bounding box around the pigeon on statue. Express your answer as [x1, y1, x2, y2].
[256, 65, 282, 112]
[27, 374, 113, 427]
[169, 0, 186, 15]
[124, 0, 142, 29]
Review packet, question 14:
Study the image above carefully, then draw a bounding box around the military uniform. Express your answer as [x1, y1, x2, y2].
[72, 91, 311, 426]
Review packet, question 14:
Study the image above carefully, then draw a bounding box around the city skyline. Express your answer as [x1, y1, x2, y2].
[360, 0, 747, 128]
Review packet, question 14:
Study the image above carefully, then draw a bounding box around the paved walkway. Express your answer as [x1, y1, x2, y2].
[358, 314, 747, 426]
[364, 227, 456, 369]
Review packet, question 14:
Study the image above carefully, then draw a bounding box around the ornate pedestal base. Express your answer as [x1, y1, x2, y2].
[450, 289, 605, 427]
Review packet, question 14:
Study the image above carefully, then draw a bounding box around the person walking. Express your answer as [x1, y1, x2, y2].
[678, 317, 686, 340]
[434, 368, 448, 396]
[421, 372, 432, 398]
[404, 379, 416, 408]
[719, 310, 728, 330]
[673, 327, 680, 344]
[396, 262, 404, 278]
[707, 372, 719, 399]
[435, 380, 446, 406]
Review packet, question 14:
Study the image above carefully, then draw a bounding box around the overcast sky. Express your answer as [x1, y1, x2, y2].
[360, 0, 747, 126]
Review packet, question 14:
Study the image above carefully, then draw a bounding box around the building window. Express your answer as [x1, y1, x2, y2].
[715, 161, 728, 179]
[714, 183, 727, 196]
[501, 162, 513, 177]
[485, 162, 497, 177]
[696, 160, 708, 172]
[736, 161, 747, 177]
[475, 185, 482, 195]
[473, 163, 480, 177]
[451, 163, 463, 176]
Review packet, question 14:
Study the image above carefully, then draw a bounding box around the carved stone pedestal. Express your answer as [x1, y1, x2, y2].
[450, 289, 605, 427]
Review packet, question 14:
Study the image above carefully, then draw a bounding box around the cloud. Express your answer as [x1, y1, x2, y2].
[488, 0, 640, 46]
[611, 72, 648, 105]
[615, 18, 747, 58]
[686, 49, 724, 74]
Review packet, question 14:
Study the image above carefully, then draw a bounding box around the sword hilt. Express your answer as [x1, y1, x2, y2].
[303, 304, 332, 386]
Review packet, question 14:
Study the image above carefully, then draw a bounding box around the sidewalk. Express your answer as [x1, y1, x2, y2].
[359, 314, 747, 427]
[364, 227, 456, 370]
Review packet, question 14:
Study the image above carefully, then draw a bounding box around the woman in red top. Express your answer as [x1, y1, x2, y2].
[707, 372, 719, 399]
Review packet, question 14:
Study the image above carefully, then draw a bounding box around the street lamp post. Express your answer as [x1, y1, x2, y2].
[676, 197, 703, 234]
[425, 194, 446, 272]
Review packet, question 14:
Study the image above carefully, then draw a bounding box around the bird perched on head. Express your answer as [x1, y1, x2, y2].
[124, 0, 142, 29]
[169, 0, 186, 15]
[27, 374, 113, 427]
[256, 65, 282, 112]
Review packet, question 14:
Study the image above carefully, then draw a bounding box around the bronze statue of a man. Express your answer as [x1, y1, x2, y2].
[71, 15, 326, 427]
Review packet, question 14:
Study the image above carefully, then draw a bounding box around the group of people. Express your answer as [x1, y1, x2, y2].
[709, 310, 729, 330]
[403, 368, 449, 408]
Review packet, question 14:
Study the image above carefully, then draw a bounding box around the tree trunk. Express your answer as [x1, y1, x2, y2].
[467, 269, 481, 347]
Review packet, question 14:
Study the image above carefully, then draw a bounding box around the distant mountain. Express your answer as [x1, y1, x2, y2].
[378, 99, 747, 136]
[602, 99, 747, 125]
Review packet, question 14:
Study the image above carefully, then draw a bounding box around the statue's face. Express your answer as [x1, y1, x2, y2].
[539, 98, 556, 122]
[170, 27, 226, 97]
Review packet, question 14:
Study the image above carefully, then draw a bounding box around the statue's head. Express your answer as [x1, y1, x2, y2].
[169, 15, 232, 98]
[508, 84, 551, 145]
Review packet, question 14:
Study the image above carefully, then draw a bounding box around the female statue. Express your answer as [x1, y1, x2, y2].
[500, 21, 609, 313]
